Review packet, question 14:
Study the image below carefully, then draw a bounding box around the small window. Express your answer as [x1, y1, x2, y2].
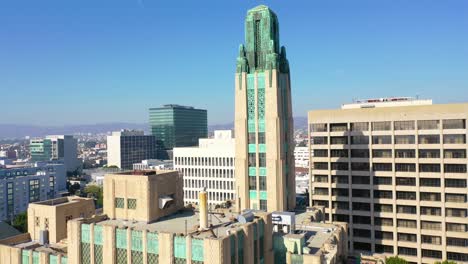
[127, 198, 137, 209]
[115, 198, 125, 208]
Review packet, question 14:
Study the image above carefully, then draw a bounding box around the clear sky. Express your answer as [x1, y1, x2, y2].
[1, 0, 467, 126]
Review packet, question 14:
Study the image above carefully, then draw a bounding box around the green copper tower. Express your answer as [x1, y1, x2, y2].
[235, 5, 295, 212]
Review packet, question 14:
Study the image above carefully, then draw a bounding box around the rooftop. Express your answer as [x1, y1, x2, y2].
[96, 209, 266, 240]
[32, 196, 93, 207]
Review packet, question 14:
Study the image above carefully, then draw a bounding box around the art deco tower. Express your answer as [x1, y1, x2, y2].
[235, 5, 295, 212]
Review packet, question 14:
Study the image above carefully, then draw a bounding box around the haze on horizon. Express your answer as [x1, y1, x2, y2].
[1, 0, 467, 126]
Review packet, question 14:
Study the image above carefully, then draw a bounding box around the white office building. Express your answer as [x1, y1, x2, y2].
[107, 130, 157, 170]
[0, 163, 66, 221]
[133, 159, 173, 170]
[294, 146, 310, 168]
[174, 130, 235, 206]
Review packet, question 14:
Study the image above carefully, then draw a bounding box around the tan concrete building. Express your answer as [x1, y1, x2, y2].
[28, 196, 95, 244]
[235, 5, 295, 212]
[103, 170, 183, 223]
[308, 99, 468, 263]
[0, 196, 95, 264]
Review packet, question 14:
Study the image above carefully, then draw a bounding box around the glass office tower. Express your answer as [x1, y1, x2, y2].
[149, 104, 207, 158]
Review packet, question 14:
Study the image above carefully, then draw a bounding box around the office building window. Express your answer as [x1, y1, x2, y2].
[313, 175, 328, 183]
[373, 177, 392, 185]
[248, 153, 256, 167]
[446, 208, 467, 218]
[419, 149, 440, 158]
[421, 192, 441, 201]
[396, 191, 416, 200]
[353, 228, 371, 238]
[351, 122, 368, 131]
[330, 149, 348, 157]
[259, 177, 266, 191]
[351, 163, 370, 171]
[374, 190, 392, 199]
[397, 219, 416, 228]
[443, 119, 466, 129]
[444, 164, 467, 173]
[398, 247, 417, 257]
[352, 176, 370, 184]
[394, 121, 415, 130]
[374, 204, 393, 213]
[420, 207, 441, 216]
[331, 162, 348, 170]
[351, 136, 369, 145]
[419, 164, 440, 173]
[374, 217, 393, 226]
[446, 223, 467, 232]
[332, 188, 349, 197]
[351, 149, 369, 158]
[313, 162, 328, 170]
[314, 188, 329, 196]
[394, 135, 415, 144]
[330, 123, 347, 132]
[395, 163, 416, 172]
[421, 221, 441, 231]
[249, 177, 256, 190]
[259, 153, 266, 167]
[332, 176, 348, 184]
[419, 135, 440, 144]
[311, 137, 327, 145]
[443, 134, 466, 144]
[422, 249, 442, 259]
[397, 233, 416, 242]
[372, 136, 392, 144]
[352, 189, 370, 198]
[248, 133, 256, 144]
[352, 202, 370, 211]
[422, 235, 442, 245]
[353, 242, 371, 252]
[127, 199, 137, 209]
[445, 179, 466, 188]
[375, 245, 393, 254]
[418, 120, 440, 130]
[372, 163, 392, 171]
[397, 205, 416, 214]
[444, 149, 466, 159]
[447, 237, 468, 247]
[372, 122, 391, 131]
[313, 149, 328, 157]
[332, 201, 349, 210]
[445, 193, 466, 203]
[420, 178, 440, 187]
[395, 149, 415, 158]
[310, 123, 327, 132]
[372, 150, 392, 158]
[330, 136, 348, 145]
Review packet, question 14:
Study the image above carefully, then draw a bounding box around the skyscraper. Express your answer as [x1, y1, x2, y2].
[149, 104, 207, 159]
[235, 5, 295, 212]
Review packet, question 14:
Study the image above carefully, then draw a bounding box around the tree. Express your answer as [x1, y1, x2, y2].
[84, 185, 104, 208]
[11, 212, 27, 233]
[386, 256, 408, 264]
[434, 261, 457, 264]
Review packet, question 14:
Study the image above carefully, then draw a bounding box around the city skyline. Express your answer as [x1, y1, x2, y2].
[1, 1, 468, 126]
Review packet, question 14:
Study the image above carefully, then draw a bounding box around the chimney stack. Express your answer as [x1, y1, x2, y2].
[199, 187, 208, 230]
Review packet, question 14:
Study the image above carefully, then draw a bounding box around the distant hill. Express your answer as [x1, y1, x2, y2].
[0, 123, 148, 139]
[0, 117, 307, 139]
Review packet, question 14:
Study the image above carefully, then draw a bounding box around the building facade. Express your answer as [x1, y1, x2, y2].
[309, 100, 468, 263]
[174, 130, 235, 206]
[30, 135, 81, 173]
[0, 164, 66, 221]
[235, 5, 295, 212]
[106, 130, 157, 170]
[149, 104, 207, 159]
[294, 146, 309, 169]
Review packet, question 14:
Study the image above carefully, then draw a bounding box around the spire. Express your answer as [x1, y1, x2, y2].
[236, 5, 289, 73]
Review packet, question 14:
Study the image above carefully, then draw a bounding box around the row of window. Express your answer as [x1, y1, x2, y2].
[313, 149, 467, 159]
[311, 134, 466, 145]
[367, 243, 468, 261]
[323, 201, 467, 217]
[184, 190, 234, 203]
[313, 162, 467, 173]
[310, 119, 466, 132]
[313, 188, 467, 203]
[313, 175, 467, 188]
[184, 179, 234, 190]
[331, 214, 467, 232]
[178, 168, 234, 178]
[174, 156, 234, 167]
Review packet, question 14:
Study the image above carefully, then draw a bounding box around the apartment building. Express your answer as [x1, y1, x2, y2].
[0, 164, 67, 221]
[308, 99, 468, 263]
[173, 130, 235, 206]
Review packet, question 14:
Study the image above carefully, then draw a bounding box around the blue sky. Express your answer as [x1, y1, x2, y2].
[1, 0, 467, 125]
